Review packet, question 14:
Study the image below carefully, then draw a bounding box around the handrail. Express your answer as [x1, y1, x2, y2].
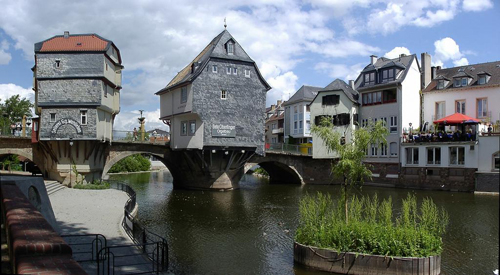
[61, 233, 107, 262]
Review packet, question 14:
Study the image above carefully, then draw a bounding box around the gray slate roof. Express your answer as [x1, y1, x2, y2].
[156, 29, 270, 94]
[423, 61, 500, 92]
[317, 79, 359, 104]
[356, 54, 416, 90]
[283, 85, 322, 106]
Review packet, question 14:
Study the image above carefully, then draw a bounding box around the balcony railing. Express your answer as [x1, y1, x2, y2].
[271, 128, 284, 134]
[265, 143, 312, 156]
[112, 130, 169, 145]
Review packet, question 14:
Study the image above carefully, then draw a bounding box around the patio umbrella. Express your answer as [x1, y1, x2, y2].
[433, 113, 480, 125]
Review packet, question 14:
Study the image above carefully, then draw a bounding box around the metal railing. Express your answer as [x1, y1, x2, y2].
[97, 242, 166, 275]
[61, 234, 107, 262]
[265, 143, 312, 156]
[112, 130, 169, 145]
[108, 181, 169, 274]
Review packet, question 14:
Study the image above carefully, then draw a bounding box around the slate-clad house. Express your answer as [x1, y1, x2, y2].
[156, 29, 271, 155]
[309, 79, 359, 159]
[34, 31, 123, 142]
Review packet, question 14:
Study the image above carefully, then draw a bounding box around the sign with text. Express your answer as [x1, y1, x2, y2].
[51, 118, 83, 135]
[212, 124, 236, 137]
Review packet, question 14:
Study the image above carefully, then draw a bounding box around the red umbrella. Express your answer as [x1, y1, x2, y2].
[433, 113, 480, 125]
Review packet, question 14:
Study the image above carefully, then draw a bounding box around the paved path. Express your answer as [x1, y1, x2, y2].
[46, 181, 154, 274]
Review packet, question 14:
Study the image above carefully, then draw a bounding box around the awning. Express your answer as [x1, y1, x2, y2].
[433, 113, 480, 125]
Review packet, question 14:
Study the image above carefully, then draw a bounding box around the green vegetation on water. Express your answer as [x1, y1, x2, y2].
[109, 154, 151, 173]
[253, 167, 269, 176]
[73, 180, 110, 190]
[295, 192, 449, 257]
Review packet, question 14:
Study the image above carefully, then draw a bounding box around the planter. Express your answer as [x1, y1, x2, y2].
[294, 242, 441, 275]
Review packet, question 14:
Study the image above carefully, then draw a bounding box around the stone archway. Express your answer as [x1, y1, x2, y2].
[0, 148, 39, 172]
[102, 151, 173, 180]
[245, 160, 304, 185]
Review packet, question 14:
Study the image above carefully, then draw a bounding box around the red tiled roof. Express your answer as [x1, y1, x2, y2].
[40, 35, 109, 52]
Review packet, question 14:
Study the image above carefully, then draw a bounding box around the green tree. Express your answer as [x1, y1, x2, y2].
[108, 154, 151, 173]
[311, 116, 388, 224]
[0, 95, 33, 135]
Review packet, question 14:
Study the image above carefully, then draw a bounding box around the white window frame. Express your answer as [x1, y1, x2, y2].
[455, 100, 465, 114]
[435, 102, 445, 120]
[389, 116, 397, 133]
[406, 147, 419, 165]
[437, 80, 444, 90]
[181, 121, 187, 136]
[371, 143, 378, 156]
[226, 67, 232, 74]
[478, 75, 486, 85]
[390, 142, 398, 156]
[380, 143, 387, 156]
[181, 86, 187, 104]
[227, 43, 234, 55]
[477, 98, 488, 118]
[55, 59, 61, 68]
[80, 110, 87, 125]
[245, 69, 250, 78]
[233, 67, 237, 75]
[189, 120, 196, 136]
[50, 113, 56, 122]
[212, 65, 217, 73]
[427, 147, 441, 165]
[449, 146, 465, 166]
[221, 90, 227, 100]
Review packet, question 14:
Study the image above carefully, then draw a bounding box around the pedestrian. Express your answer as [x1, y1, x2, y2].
[133, 127, 138, 141]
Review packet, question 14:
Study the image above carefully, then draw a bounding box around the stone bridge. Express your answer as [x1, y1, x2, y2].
[0, 137, 337, 189]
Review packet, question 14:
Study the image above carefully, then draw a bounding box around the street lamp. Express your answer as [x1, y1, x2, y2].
[26, 118, 32, 137]
[138, 110, 145, 142]
[69, 138, 73, 186]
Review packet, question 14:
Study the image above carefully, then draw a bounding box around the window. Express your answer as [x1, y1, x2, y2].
[299, 120, 303, 129]
[364, 72, 376, 85]
[294, 121, 297, 130]
[80, 110, 87, 125]
[181, 87, 187, 103]
[226, 67, 232, 74]
[245, 69, 250, 78]
[106, 63, 108, 71]
[435, 102, 445, 119]
[322, 95, 339, 106]
[437, 80, 444, 89]
[104, 85, 108, 98]
[390, 142, 397, 156]
[221, 90, 227, 100]
[371, 143, 378, 156]
[477, 98, 488, 118]
[233, 68, 237, 75]
[381, 69, 395, 82]
[455, 100, 465, 114]
[461, 78, 467, 86]
[55, 60, 61, 68]
[450, 147, 465, 165]
[227, 43, 234, 55]
[50, 113, 56, 122]
[494, 152, 499, 170]
[383, 90, 397, 103]
[380, 143, 387, 156]
[406, 148, 419, 165]
[189, 120, 196, 136]
[390, 116, 397, 133]
[212, 65, 217, 73]
[181, 121, 187, 136]
[427, 147, 441, 165]
[453, 77, 469, 87]
[478, 75, 487, 85]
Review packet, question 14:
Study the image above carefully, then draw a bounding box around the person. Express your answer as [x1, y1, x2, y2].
[488, 124, 493, 135]
[133, 127, 138, 141]
[153, 130, 157, 142]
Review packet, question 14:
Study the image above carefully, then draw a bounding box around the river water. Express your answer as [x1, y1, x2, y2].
[109, 171, 499, 275]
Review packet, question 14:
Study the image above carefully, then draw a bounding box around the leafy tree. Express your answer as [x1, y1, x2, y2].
[0, 95, 33, 135]
[109, 154, 151, 173]
[311, 117, 388, 224]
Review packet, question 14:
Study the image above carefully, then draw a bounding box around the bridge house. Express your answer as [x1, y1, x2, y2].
[156, 29, 271, 189]
[32, 32, 123, 182]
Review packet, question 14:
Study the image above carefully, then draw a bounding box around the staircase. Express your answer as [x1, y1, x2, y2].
[44, 180, 66, 195]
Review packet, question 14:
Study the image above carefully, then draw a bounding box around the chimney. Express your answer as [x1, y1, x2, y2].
[277, 100, 282, 107]
[271, 104, 275, 111]
[431, 66, 437, 79]
[64, 31, 70, 39]
[421, 52, 431, 90]
[349, 80, 355, 89]
[370, 55, 378, 65]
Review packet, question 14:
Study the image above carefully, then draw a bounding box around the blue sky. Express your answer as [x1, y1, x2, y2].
[0, 0, 498, 131]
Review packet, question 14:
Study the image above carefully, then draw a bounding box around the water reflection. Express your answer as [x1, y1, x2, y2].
[109, 171, 499, 275]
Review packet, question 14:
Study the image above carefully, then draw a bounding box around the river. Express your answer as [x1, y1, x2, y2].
[109, 170, 499, 275]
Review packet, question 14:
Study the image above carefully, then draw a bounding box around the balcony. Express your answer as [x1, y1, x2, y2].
[272, 128, 284, 134]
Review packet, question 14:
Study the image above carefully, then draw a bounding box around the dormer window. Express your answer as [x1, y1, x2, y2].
[478, 75, 486, 85]
[453, 77, 469, 87]
[381, 69, 395, 83]
[477, 72, 490, 85]
[437, 80, 445, 90]
[225, 40, 235, 55]
[364, 72, 376, 86]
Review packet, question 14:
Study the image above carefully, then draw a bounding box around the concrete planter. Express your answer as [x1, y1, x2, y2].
[294, 242, 441, 275]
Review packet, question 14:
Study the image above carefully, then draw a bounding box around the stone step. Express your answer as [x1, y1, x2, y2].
[44, 181, 66, 195]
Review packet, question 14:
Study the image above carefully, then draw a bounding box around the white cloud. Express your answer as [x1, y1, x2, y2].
[433, 37, 467, 67]
[114, 109, 168, 132]
[266, 71, 298, 105]
[0, 83, 34, 102]
[453, 57, 469, 66]
[462, 0, 493, 12]
[0, 40, 12, 65]
[314, 62, 365, 82]
[384, 47, 411, 59]
[308, 40, 380, 58]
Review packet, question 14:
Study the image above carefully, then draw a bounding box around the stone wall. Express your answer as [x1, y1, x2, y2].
[192, 59, 267, 155]
[36, 53, 103, 78]
[476, 172, 500, 192]
[400, 167, 476, 192]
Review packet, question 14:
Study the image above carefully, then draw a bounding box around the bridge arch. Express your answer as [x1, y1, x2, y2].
[245, 160, 304, 185]
[0, 148, 33, 162]
[102, 151, 173, 180]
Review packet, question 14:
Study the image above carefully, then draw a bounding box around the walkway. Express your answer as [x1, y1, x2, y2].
[46, 181, 153, 274]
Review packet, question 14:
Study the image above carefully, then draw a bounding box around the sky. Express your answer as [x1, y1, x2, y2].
[0, 0, 498, 132]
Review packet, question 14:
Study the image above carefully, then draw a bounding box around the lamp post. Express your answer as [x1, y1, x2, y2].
[138, 110, 145, 142]
[26, 118, 32, 137]
[69, 138, 73, 186]
[16, 123, 22, 136]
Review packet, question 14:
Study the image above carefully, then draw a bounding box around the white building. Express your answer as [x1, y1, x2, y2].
[283, 85, 322, 144]
[354, 54, 422, 176]
[309, 79, 359, 159]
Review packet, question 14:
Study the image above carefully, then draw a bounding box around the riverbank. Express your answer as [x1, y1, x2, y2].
[107, 166, 168, 176]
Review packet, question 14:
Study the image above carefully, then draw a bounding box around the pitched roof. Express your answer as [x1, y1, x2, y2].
[356, 54, 416, 90]
[283, 85, 322, 106]
[316, 79, 359, 104]
[156, 29, 270, 94]
[423, 61, 500, 92]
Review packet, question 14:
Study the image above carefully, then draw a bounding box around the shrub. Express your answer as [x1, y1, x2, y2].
[109, 154, 151, 173]
[73, 180, 110, 190]
[253, 167, 269, 176]
[295, 192, 448, 257]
